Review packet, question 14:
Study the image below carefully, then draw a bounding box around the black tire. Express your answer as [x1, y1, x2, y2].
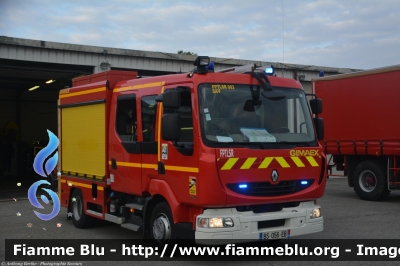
[353, 160, 389, 201]
[71, 189, 95, 228]
[150, 202, 175, 244]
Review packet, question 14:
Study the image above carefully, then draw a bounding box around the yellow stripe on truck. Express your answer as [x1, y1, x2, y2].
[275, 157, 290, 168]
[59, 87, 106, 98]
[291, 157, 306, 167]
[114, 81, 165, 93]
[221, 158, 239, 170]
[240, 158, 257, 169]
[109, 161, 198, 173]
[258, 157, 274, 169]
[220, 156, 319, 170]
[306, 156, 319, 167]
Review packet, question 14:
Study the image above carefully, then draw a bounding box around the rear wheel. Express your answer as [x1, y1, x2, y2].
[150, 202, 175, 244]
[71, 189, 95, 228]
[353, 160, 389, 201]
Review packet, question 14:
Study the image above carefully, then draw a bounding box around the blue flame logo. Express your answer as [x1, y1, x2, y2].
[28, 130, 60, 221]
[33, 130, 59, 177]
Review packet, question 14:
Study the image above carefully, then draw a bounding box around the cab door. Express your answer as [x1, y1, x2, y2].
[159, 86, 199, 204]
[109, 93, 142, 195]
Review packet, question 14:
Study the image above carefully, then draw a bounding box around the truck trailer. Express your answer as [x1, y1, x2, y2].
[313, 64, 400, 201]
[58, 56, 326, 245]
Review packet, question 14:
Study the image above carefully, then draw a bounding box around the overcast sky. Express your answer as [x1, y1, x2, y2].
[1, 0, 399, 69]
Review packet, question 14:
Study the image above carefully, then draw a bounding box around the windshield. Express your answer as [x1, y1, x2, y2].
[198, 84, 317, 147]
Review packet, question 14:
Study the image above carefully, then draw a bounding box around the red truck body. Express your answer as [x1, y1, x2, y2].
[313, 65, 400, 200]
[58, 59, 326, 244]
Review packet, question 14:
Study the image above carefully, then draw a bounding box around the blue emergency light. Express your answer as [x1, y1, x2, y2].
[301, 181, 308, 185]
[238, 184, 248, 189]
[265, 65, 274, 76]
[206, 61, 215, 71]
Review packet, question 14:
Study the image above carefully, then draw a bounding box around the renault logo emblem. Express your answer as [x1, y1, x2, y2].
[271, 169, 279, 182]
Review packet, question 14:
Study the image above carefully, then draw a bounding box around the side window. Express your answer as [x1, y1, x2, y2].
[116, 95, 137, 141]
[164, 88, 193, 143]
[141, 95, 157, 142]
[177, 105, 193, 143]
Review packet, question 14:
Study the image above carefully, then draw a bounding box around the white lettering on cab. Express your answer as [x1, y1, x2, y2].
[220, 149, 234, 158]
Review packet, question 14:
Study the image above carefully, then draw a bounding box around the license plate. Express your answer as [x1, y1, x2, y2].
[260, 230, 289, 240]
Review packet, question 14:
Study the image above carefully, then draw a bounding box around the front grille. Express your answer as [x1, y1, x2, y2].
[236, 202, 300, 213]
[258, 219, 286, 229]
[226, 180, 314, 197]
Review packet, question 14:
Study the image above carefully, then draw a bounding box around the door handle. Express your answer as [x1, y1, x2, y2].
[111, 158, 117, 169]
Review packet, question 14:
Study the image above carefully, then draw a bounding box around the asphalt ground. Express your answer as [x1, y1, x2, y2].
[1, 174, 400, 265]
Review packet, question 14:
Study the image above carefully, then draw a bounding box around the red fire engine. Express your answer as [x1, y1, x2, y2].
[58, 56, 326, 244]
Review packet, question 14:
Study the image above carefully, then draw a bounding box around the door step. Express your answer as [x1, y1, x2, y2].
[104, 213, 125, 224]
[125, 203, 144, 211]
[121, 223, 142, 232]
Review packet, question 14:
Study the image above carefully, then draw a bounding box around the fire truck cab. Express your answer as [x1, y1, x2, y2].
[58, 56, 326, 245]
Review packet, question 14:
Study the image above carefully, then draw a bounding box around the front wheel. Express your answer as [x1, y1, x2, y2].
[71, 189, 95, 228]
[150, 202, 175, 244]
[353, 160, 389, 201]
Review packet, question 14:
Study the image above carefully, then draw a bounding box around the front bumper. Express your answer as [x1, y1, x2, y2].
[195, 201, 323, 245]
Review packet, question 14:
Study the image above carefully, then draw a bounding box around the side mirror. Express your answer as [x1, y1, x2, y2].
[162, 113, 180, 141]
[313, 117, 324, 140]
[162, 90, 181, 109]
[310, 98, 322, 114]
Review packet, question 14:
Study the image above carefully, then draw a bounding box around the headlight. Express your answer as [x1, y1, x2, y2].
[198, 217, 234, 228]
[199, 218, 209, 228]
[210, 218, 223, 228]
[310, 208, 321, 219]
[223, 218, 234, 227]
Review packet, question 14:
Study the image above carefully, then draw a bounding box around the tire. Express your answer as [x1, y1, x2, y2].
[353, 160, 389, 201]
[71, 189, 95, 228]
[150, 202, 175, 244]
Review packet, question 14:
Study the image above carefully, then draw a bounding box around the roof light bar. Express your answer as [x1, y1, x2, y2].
[265, 65, 274, 76]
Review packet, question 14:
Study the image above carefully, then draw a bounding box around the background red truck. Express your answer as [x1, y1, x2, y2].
[313, 65, 400, 201]
[58, 57, 326, 244]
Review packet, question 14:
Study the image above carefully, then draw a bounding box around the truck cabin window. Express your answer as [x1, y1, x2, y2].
[163, 88, 194, 155]
[116, 96, 137, 141]
[198, 84, 316, 147]
[141, 95, 157, 142]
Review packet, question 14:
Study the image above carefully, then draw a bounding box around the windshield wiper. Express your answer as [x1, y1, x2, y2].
[280, 141, 310, 147]
[246, 142, 296, 150]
